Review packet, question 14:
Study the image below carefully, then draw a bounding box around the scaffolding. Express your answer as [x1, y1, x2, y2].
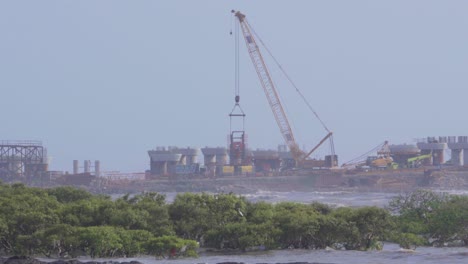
[0, 140, 48, 179]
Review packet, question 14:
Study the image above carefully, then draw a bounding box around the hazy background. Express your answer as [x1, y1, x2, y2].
[1, 1, 467, 172]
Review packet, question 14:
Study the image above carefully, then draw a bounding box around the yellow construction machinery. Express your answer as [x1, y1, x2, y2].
[342, 141, 397, 170]
[407, 153, 432, 168]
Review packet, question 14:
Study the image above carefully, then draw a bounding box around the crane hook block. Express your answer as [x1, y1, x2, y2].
[235, 95, 240, 103]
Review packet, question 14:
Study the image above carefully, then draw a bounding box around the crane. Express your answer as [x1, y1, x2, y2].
[232, 10, 334, 165]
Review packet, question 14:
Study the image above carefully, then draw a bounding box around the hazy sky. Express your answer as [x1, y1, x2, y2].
[1, 1, 467, 172]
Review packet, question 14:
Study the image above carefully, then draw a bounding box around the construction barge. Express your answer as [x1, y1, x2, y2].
[2, 138, 468, 194]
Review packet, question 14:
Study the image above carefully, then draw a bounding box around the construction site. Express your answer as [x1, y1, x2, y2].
[145, 136, 468, 175]
[145, 11, 468, 182]
[2, 11, 468, 192]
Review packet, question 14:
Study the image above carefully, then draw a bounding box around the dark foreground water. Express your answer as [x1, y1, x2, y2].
[73, 243, 468, 264]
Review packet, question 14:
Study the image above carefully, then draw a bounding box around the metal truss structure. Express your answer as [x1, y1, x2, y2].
[0, 141, 48, 178]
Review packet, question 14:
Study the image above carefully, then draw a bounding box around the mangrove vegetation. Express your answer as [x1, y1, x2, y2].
[0, 182, 466, 259]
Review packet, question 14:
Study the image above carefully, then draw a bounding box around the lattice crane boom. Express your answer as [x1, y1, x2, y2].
[233, 10, 305, 161]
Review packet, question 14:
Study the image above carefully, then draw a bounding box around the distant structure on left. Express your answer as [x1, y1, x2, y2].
[0, 140, 112, 187]
[0, 140, 48, 179]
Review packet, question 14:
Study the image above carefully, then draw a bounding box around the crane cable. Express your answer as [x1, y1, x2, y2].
[230, 16, 241, 102]
[342, 141, 386, 167]
[229, 14, 240, 101]
[235, 18, 240, 100]
[247, 21, 331, 134]
[229, 14, 245, 134]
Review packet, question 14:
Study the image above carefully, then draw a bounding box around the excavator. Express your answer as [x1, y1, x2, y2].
[342, 141, 433, 170]
[407, 153, 432, 168]
[342, 141, 397, 170]
[232, 10, 335, 168]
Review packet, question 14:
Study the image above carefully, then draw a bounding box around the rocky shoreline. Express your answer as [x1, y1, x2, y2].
[0, 257, 323, 264]
[0, 257, 142, 264]
[98, 169, 468, 195]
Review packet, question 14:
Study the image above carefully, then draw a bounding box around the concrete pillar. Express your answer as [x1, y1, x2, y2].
[463, 149, 468, 167]
[202, 147, 227, 177]
[203, 154, 215, 166]
[150, 161, 168, 175]
[167, 161, 178, 174]
[84, 160, 90, 173]
[179, 155, 187, 165]
[216, 153, 228, 166]
[433, 150, 444, 165]
[186, 155, 196, 165]
[73, 160, 79, 174]
[95, 160, 100, 177]
[161, 161, 168, 175]
[451, 149, 462, 166]
[417, 141, 447, 166]
[148, 149, 181, 176]
[448, 137, 468, 166]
